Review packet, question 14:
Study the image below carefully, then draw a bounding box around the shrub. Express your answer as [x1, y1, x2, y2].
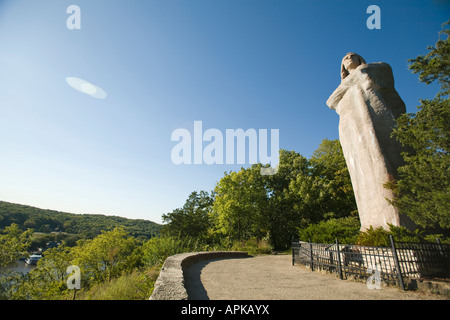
[230, 237, 273, 255]
[356, 226, 391, 247]
[358, 224, 450, 247]
[297, 216, 360, 244]
[76, 267, 159, 300]
[141, 236, 202, 267]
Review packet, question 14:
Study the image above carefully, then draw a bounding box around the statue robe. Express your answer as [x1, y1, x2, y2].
[327, 62, 413, 230]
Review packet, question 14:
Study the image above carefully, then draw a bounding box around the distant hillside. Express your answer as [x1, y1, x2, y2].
[0, 201, 161, 240]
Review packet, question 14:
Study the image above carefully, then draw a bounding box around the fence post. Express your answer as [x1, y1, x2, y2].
[436, 238, 448, 272]
[335, 239, 343, 280]
[309, 238, 314, 271]
[389, 235, 405, 291]
[292, 236, 295, 266]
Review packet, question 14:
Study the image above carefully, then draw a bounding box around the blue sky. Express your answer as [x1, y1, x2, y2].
[0, 0, 448, 224]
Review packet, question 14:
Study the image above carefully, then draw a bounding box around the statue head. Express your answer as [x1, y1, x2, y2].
[341, 52, 366, 81]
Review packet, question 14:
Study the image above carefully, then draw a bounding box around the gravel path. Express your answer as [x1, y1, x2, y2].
[184, 254, 446, 300]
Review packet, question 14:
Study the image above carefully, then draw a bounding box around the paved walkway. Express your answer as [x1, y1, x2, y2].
[184, 254, 446, 300]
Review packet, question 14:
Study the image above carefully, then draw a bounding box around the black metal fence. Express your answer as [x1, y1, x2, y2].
[292, 236, 450, 290]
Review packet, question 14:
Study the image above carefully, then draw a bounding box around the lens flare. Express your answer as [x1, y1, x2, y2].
[66, 77, 107, 99]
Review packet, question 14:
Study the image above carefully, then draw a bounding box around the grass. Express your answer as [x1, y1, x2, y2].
[75, 267, 160, 300]
[230, 237, 273, 255]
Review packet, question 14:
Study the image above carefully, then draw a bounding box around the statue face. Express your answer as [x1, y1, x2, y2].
[343, 54, 361, 71]
[341, 52, 366, 81]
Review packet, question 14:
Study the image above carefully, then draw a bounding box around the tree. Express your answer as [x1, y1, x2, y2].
[16, 244, 74, 300]
[211, 166, 268, 241]
[388, 21, 450, 230]
[0, 224, 32, 299]
[308, 139, 357, 219]
[288, 173, 333, 225]
[209, 145, 357, 250]
[73, 227, 138, 283]
[264, 150, 310, 249]
[408, 21, 450, 98]
[161, 190, 214, 241]
[0, 224, 32, 267]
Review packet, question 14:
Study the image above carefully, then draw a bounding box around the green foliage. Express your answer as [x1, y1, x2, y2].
[161, 190, 214, 241]
[229, 237, 273, 255]
[0, 224, 32, 267]
[308, 139, 357, 219]
[265, 150, 313, 249]
[211, 165, 269, 242]
[141, 235, 202, 267]
[2, 227, 201, 300]
[73, 227, 139, 284]
[408, 21, 450, 98]
[75, 268, 159, 300]
[388, 21, 450, 231]
[11, 243, 76, 299]
[208, 142, 357, 250]
[0, 225, 34, 299]
[0, 270, 26, 300]
[356, 224, 448, 247]
[297, 216, 361, 244]
[388, 224, 424, 243]
[0, 201, 161, 241]
[297, 218, 446, 247]
[356, 226, 391, 247]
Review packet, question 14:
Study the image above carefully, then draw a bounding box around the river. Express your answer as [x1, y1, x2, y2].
[1, 260, 36, 275]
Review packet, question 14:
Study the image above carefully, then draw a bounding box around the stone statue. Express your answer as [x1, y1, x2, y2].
[327, 52, 414, 231]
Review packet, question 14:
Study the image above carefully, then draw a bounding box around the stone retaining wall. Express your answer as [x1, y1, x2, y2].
[149, 251, 248, 300]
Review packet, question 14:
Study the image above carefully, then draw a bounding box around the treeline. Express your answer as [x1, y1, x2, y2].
[0, 201, 161, 241]
[163, 139, 358, 250]
[162, 141, 448, 251]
